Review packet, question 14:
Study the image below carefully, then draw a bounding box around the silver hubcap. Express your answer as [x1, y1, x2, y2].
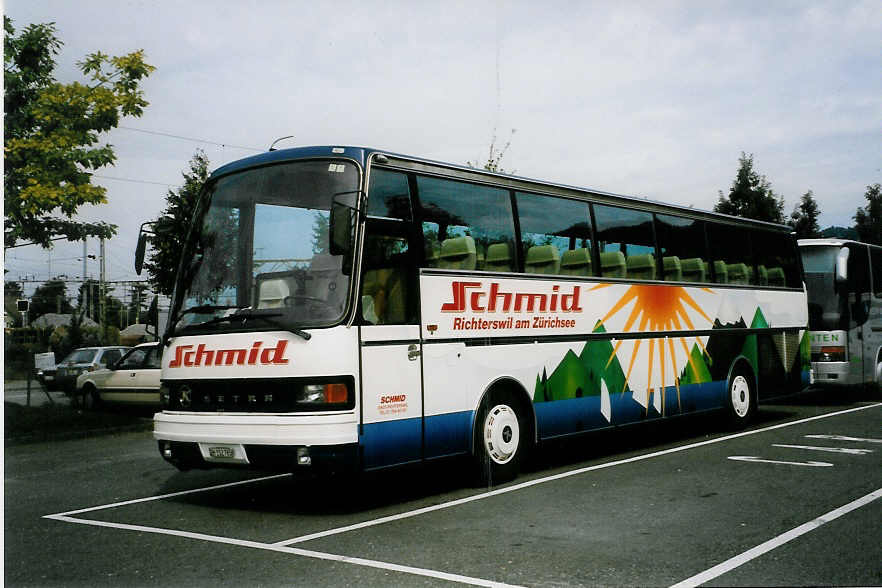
[730, 375, 750, 418]
[483, 404, 520, 465]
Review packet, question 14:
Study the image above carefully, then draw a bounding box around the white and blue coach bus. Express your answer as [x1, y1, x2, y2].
[146, 146, 809, 484]
[799, 238, 882, 390]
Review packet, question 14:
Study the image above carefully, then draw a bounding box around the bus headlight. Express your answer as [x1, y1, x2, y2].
[297, 382, 349, 404]
[160, 383, 171, 407]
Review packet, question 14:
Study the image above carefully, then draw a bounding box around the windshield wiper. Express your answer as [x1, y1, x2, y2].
[178, 304, 238, 317]
[179, 308, 312, 340]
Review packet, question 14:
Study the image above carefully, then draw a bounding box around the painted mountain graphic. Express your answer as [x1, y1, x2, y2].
[704, 315, 748, 381]
[534, 323, 630, 403]
[678, 342, 712, 386]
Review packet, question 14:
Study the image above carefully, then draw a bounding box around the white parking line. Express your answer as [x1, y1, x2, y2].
[43, 402, 881, 585]
[274, 402, 881, 546]
[772, 443, 873, 455]
[43, 514, 523, 588]
[727, 456, 833, 467]
[47, 473, 292, 518]
[669, 487, 882, 588]
[805, 434, 882, 444]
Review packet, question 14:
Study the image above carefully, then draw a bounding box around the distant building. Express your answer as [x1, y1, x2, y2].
[31, 313, 99, 330]
[119, 323, 156, 346]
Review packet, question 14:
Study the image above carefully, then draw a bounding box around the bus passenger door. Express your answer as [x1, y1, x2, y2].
[357, 206, 423, 469]
[360, 324, 422, 469]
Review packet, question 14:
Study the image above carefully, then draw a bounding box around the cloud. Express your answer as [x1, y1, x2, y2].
[5, 0, 879, 293]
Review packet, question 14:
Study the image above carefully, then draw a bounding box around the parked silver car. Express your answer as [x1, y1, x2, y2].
[54, 346, 130, 393]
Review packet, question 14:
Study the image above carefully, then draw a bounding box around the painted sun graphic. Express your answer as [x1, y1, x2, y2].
[591, 283, 714, 414]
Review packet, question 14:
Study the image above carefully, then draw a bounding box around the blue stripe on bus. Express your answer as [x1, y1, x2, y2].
[361, 381, 729, 468]
[424, 411, 473, 459]
[535, 380, 726, 439]
[361, 417, 422, 470]
[361, 411, 474, 469]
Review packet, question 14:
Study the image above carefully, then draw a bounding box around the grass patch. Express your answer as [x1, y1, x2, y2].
[5, 402, 152, 445]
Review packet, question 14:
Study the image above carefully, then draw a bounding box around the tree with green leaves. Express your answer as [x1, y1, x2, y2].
[788, 190, 821, 238]
[28, 279, 72, 319]
[5, 280, 24, 299]
[714, 153, 785, 223]
[854, 183, 882, 246]
[311, 213, 330, 255]
[4, 16, 155, 249]
[144, 150, 210, 295]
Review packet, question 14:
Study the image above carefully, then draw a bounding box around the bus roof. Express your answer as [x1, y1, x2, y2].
[209, 144, 794, 233]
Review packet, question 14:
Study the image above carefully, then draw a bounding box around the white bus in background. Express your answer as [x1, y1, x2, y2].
[799, 238, 882, 390]
[143, 145, 809, 485]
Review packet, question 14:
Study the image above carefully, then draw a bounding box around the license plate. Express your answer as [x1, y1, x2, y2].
[208, 446, 235, 459]
[44, 375, 54, 381]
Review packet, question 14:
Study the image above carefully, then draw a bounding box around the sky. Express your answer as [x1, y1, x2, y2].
[4, 0, 880, 299]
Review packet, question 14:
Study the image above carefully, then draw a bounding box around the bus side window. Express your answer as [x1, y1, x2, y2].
[594, 204, 655, 280]
[654, 214, 709, 283]
[416, 175, 516, 270]
[752, 229, 800, 288]
[361, 169, 417, 325]
[516, 192, 593, 276]
[706, 222, 754, 285]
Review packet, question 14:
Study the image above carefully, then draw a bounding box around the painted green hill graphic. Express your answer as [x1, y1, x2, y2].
[740, 306, 768, 375]
[799, 330, 811, 370]
[535, 322, 630, 403]
[678, 343, 712, 386]
[750, 307, 769, 329]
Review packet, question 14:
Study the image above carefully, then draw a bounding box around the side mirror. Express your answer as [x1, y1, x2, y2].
[835, 247, 849, 284]
[134, 221, 156, 275]
[135, 232, 148, 275]
[329, 203, 353, 256]
[146, 296, 159, 337]
[328, 190, 361, 272]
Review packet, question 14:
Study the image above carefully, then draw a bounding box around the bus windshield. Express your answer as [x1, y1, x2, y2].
[801, 245, 847, 331]
[170, 159, 359, 334]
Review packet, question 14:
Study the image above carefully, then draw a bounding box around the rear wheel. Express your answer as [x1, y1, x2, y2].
[725, 366, 755, 429]
[473, 390, 527, 486]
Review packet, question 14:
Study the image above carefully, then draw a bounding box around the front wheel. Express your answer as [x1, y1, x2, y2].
[473, 391, 526, 486]
[81, 385, 101, 411]
[725, 367, 755, 429]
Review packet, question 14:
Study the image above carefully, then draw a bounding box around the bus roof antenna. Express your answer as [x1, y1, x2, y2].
[268, 136, 295, 151]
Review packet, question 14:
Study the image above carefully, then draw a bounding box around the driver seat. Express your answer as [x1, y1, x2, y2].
[256, 276, 293, 308]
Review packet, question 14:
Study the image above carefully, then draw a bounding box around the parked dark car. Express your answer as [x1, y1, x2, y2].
[54, 346, 130, 393]
[36, 365, 58, 390]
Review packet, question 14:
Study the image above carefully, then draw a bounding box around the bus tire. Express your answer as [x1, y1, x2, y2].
[725, 365, 755, 429]
[473, 389, 526, 486]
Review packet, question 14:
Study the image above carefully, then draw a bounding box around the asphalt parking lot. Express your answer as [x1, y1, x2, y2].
[5, 390, 881, 587]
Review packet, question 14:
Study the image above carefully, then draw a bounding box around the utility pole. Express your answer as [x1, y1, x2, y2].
[82, 238, 88, 321]
[100, 238, 107, 343]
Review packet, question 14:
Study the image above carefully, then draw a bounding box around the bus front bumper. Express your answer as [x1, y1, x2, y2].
[154, 411, 359, 472]
[811, 361, 852, 386]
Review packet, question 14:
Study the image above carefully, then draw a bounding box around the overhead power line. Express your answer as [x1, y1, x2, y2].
[93, 174, 181, 188]
[118, 126, 263, 152]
